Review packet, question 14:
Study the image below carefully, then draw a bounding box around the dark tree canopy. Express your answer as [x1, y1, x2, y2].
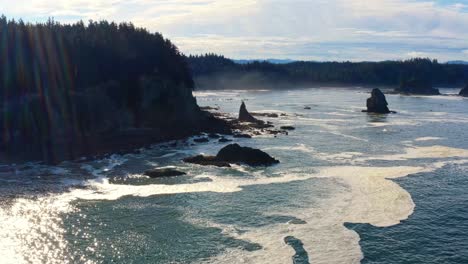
[187, 55, 468, 89]
[0, 16, 197, 161]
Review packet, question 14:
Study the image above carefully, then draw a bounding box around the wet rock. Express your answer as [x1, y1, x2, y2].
[233, 133, 252, 139]
[364, 88, 391, 114]
[280, 126, 296, 131]
[144, 168, 186, 178]
[460, 85, 468, 97]
[304, 106, 311, 110]
[239, 101, 262, 123]
[184, 144, 279, 167]
[252, 112, 279, 118]
[219, 137, 233, 143]
[193, 137, 210, 143]
[208, 133, 221, 139]
[183, 155, 231, 168]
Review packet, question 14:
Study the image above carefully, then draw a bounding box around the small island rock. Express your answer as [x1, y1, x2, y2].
[184, 144, 279, 167]
[144, 168, 186, 178]
[239, 101, 262, 123]
[396, 78, 440, 95]
[365, 88, 391, 114]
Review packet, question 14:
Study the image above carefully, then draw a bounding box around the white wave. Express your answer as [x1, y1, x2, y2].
[415, 137, 444, 142]
[2, 145, 468, 264]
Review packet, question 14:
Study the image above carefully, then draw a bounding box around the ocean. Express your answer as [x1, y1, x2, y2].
[1, 87, 467, 264]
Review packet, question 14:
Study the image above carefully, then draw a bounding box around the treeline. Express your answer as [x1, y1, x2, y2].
[0, 16, 198, 161]
[187, 54, 468, 89]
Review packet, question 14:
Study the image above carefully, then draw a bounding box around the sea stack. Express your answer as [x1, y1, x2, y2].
[184, 144, 280, 167]
[459, 85, 468, 97]
[396, 78, 440, 95]
[239, 101, 261, 123]
[365, 88, 391, 114]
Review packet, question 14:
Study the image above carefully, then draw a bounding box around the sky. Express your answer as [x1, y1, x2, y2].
[1, 0, 468, 62]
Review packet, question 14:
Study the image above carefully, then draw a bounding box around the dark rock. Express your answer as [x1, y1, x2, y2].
[208, 133, 221, 139]
[219, 137, 232, 143]
[194, 137, 210, 143]
[396, 78, 440, 95]
[460, 85, 468, 97]
[216, 144, 279, 166]
[304, 106, 311, 110]
[280, 126, 296, 131]
[252, 112, 279, 118]
[200, 106, 220, 111]
[365, 88, 391, 114]
[184, 144, 279, 167]
[144, 168, 186, 178]
[239, 101, 262, 123]
[233, 133, 252, 139]
[183, 155, 231, 168]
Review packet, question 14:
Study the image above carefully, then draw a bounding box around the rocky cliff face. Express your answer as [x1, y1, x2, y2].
[0, 77, 229, 164]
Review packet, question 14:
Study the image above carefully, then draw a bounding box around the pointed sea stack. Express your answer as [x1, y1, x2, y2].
[365, 88, 391, 114]
[459, 85, 468, 97]
[239, 101, 261, 123]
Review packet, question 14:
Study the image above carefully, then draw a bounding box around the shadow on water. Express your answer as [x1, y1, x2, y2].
[284, 236, 310, 264]
[366, 113, 389, 124]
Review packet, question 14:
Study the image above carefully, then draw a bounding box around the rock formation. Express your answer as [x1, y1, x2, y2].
[239, 101, 261, 123]
[459, 85, 468, 97]
[184, 144, 279, 167]
[396, 78, 440, 95]
[144, 168, 186, 178]
[365, 88, 391, 114]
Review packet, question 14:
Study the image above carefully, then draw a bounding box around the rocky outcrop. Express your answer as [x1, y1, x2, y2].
[252, 112, 279, 118]
[144, 168, 186, 178]
[184, 144, 279, 167]
[460, 85, 468, 97]
[239, 102, 262, 123]
[365, 88, 391, 114]
[280, 126, 295, 131]
[396, 78, 440, 95]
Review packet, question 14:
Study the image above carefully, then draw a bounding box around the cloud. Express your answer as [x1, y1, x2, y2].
[1, 0, 468, 61]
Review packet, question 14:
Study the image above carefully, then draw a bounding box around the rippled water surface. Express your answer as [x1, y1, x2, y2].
[1, 88, 467, 263]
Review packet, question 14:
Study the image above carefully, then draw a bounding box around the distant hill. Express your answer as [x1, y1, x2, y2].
[234, 59, 296, 64]
[447, 61, 468, 65]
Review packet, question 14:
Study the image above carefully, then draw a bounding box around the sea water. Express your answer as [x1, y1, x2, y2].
[0, 87, 467, 264]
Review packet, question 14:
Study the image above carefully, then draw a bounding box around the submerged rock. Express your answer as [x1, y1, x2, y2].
[460, 85, 468, 97]
[194, 137, 210, 143]
[239, 101, 262, 123]
[304, 106, 311, 110]
[365, 88, 391, 114]
[144, 168, 186, 178]
[219, 137, 233, 143]
[233, 133, 253, 139]
[396, 78, 440, 95]
[280, 126, 296, 131]
[183, 155, 231, 167]
[184, 144, 279, 167]
[252, 112, 279, 118]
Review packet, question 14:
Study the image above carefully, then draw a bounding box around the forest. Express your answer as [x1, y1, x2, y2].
[188, 54, 468, 89]
[0, 17, 202, 161]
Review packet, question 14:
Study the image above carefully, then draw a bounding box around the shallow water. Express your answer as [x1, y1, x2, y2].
[0, 87, 467, 263]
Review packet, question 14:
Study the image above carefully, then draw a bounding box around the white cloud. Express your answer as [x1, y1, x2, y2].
[1, 0, 468, 61]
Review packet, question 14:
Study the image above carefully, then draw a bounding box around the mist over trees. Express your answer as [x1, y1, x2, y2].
[188, 54, 468, 89]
